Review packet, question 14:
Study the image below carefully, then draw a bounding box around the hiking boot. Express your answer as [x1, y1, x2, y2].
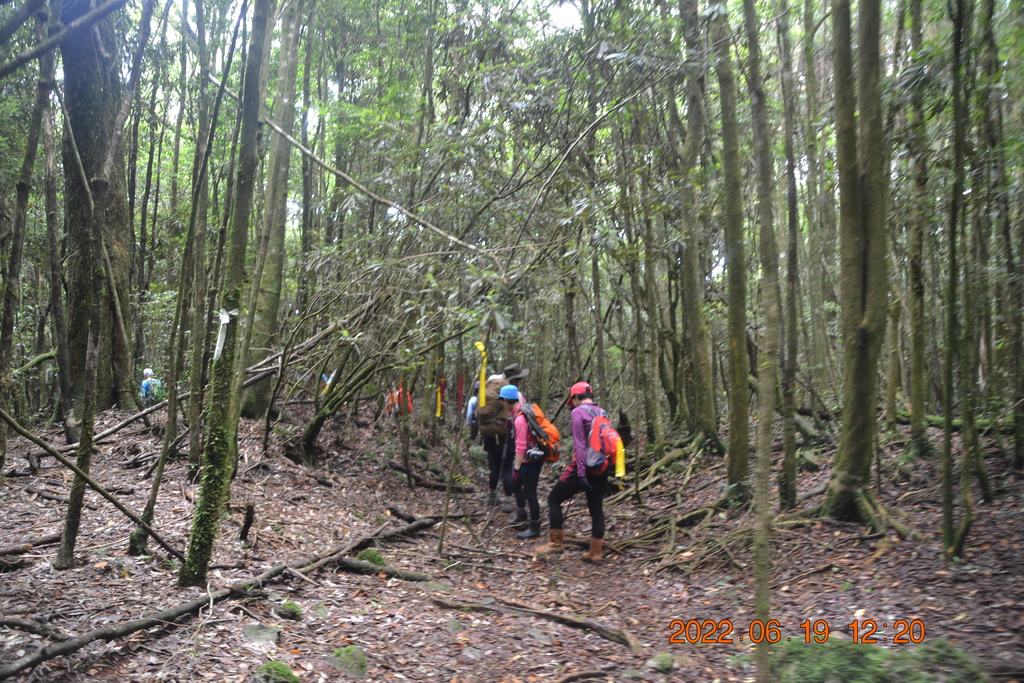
[517, 520, 542, 540]
[535, 528, 564, 557]
[499, 498, 515, 513]
[509, 507, 528, 528]
[485, 490, 498, 506]
[582, 537, 604, 563]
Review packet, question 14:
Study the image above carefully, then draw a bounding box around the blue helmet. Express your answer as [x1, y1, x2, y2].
[498, 384, 519, 401]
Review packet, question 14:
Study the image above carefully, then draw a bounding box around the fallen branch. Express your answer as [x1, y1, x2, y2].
[0, 533, 61, 556]
[335, 557, 431, 581]
[429, 594, 642, 655]
[385, 460, 477, 493]
[771, 562, 838, 589]
[0, 408, 185, 562]
[0, 617, 71, 642]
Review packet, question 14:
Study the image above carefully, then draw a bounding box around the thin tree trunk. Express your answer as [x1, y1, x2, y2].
[41, 8, 75, 442]
[712, 7, 750, 498]
[907, 0, 929, 452]
[778, 0, 800, 509]
[179, 0, 272, 587]
[0, 10, 50, 473]
[742, 0, 781, 676]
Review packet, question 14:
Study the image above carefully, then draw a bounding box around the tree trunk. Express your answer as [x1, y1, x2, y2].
[712, 7, 750, 498]
[742, 0, 781, 676]
[943, 0, 975, 558]
[907, 0, 929, 451]
[0, 9, 51, 473]
[60, 0, 134, 411]
[242, 0, 302, 418]
[778, 0, 800, 510]
[179, 0, 273, 587]
[822, 0, 889, 521]
[41, 13, 76, 442]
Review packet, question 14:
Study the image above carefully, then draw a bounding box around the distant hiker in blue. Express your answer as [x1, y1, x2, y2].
[140, 368, 165, 408]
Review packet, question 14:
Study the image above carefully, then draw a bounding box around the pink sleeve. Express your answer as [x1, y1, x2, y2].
[514, 413, 529, 458]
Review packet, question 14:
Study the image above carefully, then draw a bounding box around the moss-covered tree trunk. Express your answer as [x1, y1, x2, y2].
[822, 0, 888, 521]
[179, 0, 273, 587]
[61, 0, 134, 412]
[711, 7, 749, 498]
[188, 0, 215, 472]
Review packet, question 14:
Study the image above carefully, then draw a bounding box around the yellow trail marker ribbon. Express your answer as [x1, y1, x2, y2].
[474, 341, 487, 407]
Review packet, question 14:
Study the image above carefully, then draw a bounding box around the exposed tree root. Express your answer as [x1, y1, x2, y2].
[429, 594, 643, 655]
[608, 433, 707, 507]
[854, 489, 923, 541]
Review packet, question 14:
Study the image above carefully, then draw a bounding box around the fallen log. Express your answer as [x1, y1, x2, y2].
[429, 594, 643, 655]
[0, 515, 438, 680]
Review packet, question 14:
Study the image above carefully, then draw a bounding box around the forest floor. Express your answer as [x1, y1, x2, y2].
[1, 406, 1023, 683]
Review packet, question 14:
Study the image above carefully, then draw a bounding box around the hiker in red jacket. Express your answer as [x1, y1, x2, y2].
[536, 381, 609, 562]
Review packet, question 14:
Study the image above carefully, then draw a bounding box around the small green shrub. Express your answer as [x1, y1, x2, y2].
[276, 601, 302, 621]
[356, 549, 386, 566]
[772, 638, 988, 683]
[250, 661, 299, 683]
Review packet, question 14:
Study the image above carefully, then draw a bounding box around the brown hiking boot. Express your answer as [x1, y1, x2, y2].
[535, 528, 564, 558]
[581, 537, 603, 563]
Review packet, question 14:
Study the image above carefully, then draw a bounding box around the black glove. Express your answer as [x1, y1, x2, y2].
[512, 468, 521, 485]
[579, 474, 593, 493]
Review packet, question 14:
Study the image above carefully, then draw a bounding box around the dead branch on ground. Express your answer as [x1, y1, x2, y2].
[429, 594, 643, 655]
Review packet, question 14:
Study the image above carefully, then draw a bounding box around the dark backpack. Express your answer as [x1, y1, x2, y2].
[476, 379, 509, 438]
[519, 403, 561, 463]
[582, 405, 622, 475]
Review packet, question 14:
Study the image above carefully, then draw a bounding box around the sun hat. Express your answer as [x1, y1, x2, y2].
[502, 363, 531, 381]
[566, 381, 592, 406]
[499, 384, 520, 401]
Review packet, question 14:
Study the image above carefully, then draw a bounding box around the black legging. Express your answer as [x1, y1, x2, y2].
[548, 472, 609, 538]
[483, 432, 513, 494]
[513, 461, 543, 521]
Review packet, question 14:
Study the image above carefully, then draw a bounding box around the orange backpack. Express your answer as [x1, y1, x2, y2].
[519, 404, 561, 463]
[582, 405, 622, 475]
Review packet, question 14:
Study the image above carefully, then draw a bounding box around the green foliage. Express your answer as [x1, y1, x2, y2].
[329, 645, 368, 679]
[356, 548, 386, 566]
[772, 638, 988, 683]
[250, 661, 299, 683]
